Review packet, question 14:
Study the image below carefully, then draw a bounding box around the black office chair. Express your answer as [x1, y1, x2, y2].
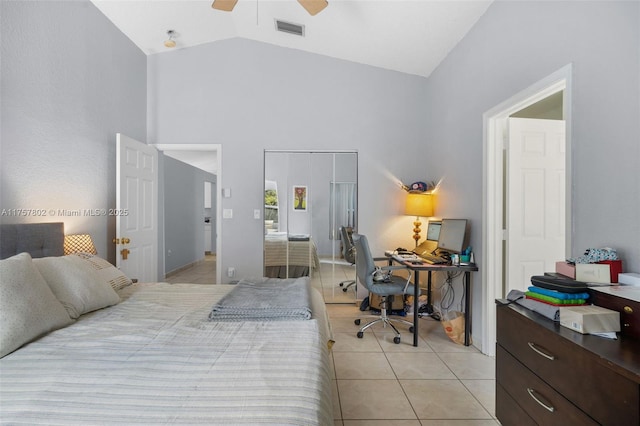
[352, 234, 415, 344]
[337, 226, 356, 292]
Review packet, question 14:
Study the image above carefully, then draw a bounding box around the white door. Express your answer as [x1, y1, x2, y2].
[116, 133, 158, 282]
[506, 118, 565, 293]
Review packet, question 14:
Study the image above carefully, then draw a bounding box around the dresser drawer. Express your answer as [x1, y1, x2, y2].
[496, 382, 538, 426]
[590, 290, 640, 340]
[497, 345, 598, 426]
[497, 304, 639, 425]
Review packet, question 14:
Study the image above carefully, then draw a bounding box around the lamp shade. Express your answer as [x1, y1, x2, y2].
[64, 234, 97, 255]
[405, 193, 433, 217]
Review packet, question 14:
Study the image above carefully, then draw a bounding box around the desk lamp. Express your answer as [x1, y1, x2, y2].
[405, 193, 433, 247]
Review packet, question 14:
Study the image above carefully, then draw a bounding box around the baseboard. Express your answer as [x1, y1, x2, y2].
[165, 258, 205, 278]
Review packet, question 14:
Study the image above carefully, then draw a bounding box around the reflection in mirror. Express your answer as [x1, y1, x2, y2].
[329, 182, 356, 240]
[264, 151, 358, 304]
[264, 180, 279, 233]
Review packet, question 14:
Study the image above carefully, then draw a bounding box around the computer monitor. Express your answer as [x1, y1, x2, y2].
[437, 219, 467, 254]
[426, 221, 442, 242]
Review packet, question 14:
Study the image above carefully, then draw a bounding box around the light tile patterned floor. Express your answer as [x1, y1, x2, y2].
[165, 254, 217, 284]
[163, 256, 497, 424]
[328, 303, 497, 425]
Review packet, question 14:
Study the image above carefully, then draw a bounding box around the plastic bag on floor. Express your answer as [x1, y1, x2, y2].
[442, 311, 466, 345]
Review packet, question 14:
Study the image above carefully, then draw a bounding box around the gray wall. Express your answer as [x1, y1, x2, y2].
[418, 0, 639, 330]
[162, 155, 216, 274]
[265, 151, 357, 256]
[0, 1, 147, 263]
[147, 38, 430, 282]
[2, 0, 637, 347]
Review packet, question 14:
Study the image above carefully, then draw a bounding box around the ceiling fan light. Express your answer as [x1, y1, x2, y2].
[297, 0, 328, 16]
[212, 0, 238, 12]
[164, 30, 176, 48]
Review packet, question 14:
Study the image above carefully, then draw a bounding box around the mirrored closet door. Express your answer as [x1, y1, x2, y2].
[264, 150, 358, 303]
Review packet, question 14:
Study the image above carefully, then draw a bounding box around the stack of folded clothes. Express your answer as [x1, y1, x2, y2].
[525, 285, 589, 306]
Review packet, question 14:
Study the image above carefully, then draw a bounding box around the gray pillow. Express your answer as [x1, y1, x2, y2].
[0, 253, 73, 358]
[34, 255, 121, 319]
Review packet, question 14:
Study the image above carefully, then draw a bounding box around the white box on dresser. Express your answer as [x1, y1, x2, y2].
[619, 272, 640, 286]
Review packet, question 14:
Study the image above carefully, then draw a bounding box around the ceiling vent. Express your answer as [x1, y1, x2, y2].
[275, 19, 305, 37]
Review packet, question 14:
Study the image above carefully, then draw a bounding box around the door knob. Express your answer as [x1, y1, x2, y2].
[121, 248, 130, 260]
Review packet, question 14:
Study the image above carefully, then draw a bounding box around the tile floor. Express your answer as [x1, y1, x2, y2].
[165, 254, 217, 284]
[163, 256, 497, 425]
[327, 303, 497, 425]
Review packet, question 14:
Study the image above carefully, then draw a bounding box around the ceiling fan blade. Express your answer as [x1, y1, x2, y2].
[212, 0, 238, 12]
[298, 0, 328, 16]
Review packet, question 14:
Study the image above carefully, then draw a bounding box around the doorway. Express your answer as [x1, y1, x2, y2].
[155, 144, 222, 285]
[482, 65, 572, 356]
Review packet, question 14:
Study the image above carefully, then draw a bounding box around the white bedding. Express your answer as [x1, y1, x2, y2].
[0, 283, 333, 425]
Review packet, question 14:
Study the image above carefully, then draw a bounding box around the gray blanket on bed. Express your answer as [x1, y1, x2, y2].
[208, 277, 312, 321]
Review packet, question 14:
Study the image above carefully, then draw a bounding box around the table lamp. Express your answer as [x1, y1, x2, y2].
[405, 193, 434, 246]
[64, 234, 97, 255]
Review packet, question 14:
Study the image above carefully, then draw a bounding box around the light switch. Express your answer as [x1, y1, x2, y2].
[223, 209, 233, 219]
[254, 209, 261, 219]
[223, 188, 231, 198]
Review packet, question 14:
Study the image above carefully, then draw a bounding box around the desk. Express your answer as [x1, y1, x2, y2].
[389, 256, 478, 347]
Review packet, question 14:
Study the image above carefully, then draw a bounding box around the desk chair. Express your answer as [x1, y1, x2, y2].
[337, 226, 356, 292]
[352, 234, 415, 344]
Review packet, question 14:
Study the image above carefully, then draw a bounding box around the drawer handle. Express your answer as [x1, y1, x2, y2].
[527, 388, 555, 413]
[527, 342, 555, 360]
[623, 306, 633, 314]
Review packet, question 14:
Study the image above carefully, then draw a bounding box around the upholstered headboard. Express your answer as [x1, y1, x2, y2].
[0, 222, 65, 260]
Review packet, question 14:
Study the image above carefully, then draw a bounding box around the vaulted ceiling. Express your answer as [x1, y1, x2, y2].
[91, 0, 493, 78]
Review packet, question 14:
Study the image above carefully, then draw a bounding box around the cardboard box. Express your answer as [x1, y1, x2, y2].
[576, 263, 610, 283]
[555, 261, 576, 279]
[560, 305, 620, 334]
[597, 260, 623, 283]
[369, 293, 405, 311]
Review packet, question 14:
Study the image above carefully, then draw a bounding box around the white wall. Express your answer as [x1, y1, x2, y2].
[0, 1, 147, 262]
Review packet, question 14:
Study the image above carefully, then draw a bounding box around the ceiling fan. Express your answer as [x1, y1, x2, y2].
[212, 0, 328, 16]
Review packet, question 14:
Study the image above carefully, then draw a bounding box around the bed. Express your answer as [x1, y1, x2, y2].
[264, 232, 320, 279]
[0, 223, 333, 425]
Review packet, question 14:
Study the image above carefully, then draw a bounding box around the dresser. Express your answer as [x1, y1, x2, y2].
[496, 300, 640, 426]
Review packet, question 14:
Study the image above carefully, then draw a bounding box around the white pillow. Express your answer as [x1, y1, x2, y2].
[0, 253, 73, 358]
[71, 252, 133, 291]
[34, 255, 121, 319]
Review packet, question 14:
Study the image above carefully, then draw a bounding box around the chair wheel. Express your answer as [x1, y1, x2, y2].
[354, 319, 361, 326]
[409, 326, 414, 333]
[357, 331, 364, 338]
[393, 336, 401, 344]
[339, 283, 344, 287]
[343, 288, 348, 292]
